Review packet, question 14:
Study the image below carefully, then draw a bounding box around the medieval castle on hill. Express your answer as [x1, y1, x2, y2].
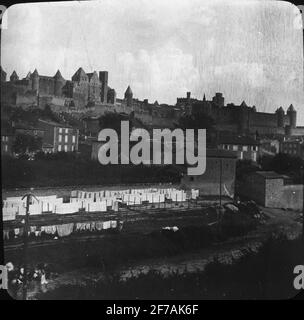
[176, 92, 301, 137]
[0, 67, 116, 109]
[1, 66, 302, 137]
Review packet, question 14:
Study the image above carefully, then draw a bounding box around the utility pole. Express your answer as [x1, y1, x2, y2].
[21, 193, 37, 300]
[219, 158, 222, 207]
[302, 166, 304, 242]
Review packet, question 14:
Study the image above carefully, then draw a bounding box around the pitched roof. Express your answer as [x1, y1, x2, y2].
[206, 148, 237, 159]
[219, 134, 259, 146]
[38, 119, 72, 128]
[72, 67, 88, 82]
[255, 171, 286, 179]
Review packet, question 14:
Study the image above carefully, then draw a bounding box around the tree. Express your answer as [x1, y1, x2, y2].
[176, 113, 216, 146]
[98, 112, 133, 136]
[13, 134, 42, 154]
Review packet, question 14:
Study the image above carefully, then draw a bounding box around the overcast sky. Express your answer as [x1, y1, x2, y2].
[1, 0, 304, 122]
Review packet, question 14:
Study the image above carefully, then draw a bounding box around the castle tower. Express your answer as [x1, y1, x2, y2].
[201, 93, 212, 115]
[186, 92, 191, 104]
[212, 92, 224, 108]
[124, 85, 133, 108]
[1, 66, 7, 82]
[10, 70, 19, 82]
[276, 107, 285, 127]
[53, 69, 65, 96]
[99, 71, 108, 103]
[287, 104, 297, 128]
[107, 88, 116, 104]
[239, 101, 249, 133]
[31, 69, 39, 93]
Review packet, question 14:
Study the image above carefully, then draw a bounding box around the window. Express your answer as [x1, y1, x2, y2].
[59, 128, 62, 133]
[64, 145, 68, 152]
[65, 128, 68, 134]
[65, 135, 68, 143]
[252, 146, 258, 151]
[72, 135, 76, 143]
[71, 145, 74, 152]
[5, 145, 8, 152]
[232, 145, 238, 151]
[243, 146, 248, 151]
[59, 134, 62, 142]
[58, 145, 62, 152]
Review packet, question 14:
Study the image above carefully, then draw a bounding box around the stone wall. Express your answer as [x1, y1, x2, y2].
[238, 172, 303, 210]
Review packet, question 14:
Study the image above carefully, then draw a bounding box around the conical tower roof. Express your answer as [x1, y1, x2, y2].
[11, 70, 18, 78]
[25, 71, 31, 79]
[54, 69, 64, 79]
[125, 85, 133, 95]
[240, 100, 248, 107]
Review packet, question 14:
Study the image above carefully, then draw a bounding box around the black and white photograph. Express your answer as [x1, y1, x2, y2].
[0, 0, 304, 301]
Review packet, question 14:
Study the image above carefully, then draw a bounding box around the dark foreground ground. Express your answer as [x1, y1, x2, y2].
[4, 206, 303, 299]
[33, 236, 304, 300]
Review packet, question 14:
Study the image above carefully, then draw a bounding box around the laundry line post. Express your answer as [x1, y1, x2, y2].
[21, 192, 38, 300]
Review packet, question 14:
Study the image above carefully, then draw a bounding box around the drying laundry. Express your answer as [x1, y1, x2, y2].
[56, 223, 74, 237]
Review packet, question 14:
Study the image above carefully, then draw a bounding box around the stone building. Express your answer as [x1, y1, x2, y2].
[176, 92, 298, 137]
[37, 119, 79, 153]
[1, 126, 14, 157]
[1, 66, 7, 82]
[280, 138, 304, 158]
[1, 67, 116, 109]
[218, 134, 260, 162]
[180, 149, 237, 198]
[237, 171, 303, 211]
[116, 85, 181, 129]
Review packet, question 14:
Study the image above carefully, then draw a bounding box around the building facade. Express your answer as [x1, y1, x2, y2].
[237, 171, 303, 211]
[218, 135, 260, 162]
[180, 149, 237, 198]
[1, 128, 14, 156]
[280, 138, 304, 158]
[37, 119, 79, 153]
